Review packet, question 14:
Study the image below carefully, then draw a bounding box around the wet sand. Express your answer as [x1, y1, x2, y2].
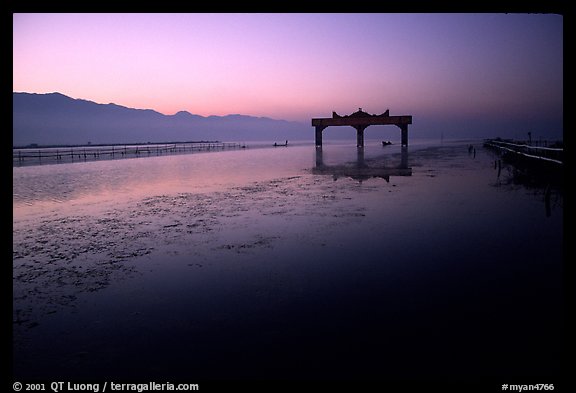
[13, 141, 563, 380]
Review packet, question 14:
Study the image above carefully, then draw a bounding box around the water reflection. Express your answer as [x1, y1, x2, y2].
[313, 146, 411, 182]
[487, 151, 563, 218]
[13, 146, 315, 219]
[14, 141, 564, 380]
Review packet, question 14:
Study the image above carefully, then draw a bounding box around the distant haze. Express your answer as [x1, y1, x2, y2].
[13, 13, 563, 141]
[12, 92, 312, 146]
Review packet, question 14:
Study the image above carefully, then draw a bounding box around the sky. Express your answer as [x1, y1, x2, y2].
[13, 13, 563, 139]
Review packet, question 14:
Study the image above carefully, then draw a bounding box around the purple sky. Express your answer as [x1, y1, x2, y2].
[13, 13, 563, 139]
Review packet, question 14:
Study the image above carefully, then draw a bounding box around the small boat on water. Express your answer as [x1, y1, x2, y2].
[382, 141, 392, 146]
[274, 140, 289, 147]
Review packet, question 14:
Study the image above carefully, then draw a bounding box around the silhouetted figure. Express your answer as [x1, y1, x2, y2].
[473, 148, 476, 158]
[285, 140, 288, 146]
[468, 144, 474, 154]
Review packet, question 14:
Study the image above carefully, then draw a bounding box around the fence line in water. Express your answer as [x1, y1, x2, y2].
[13, 142, 245, 167]
[483, 139, 563, 165]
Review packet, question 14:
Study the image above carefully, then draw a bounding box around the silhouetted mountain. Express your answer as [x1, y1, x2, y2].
[13, 92, 309, 146]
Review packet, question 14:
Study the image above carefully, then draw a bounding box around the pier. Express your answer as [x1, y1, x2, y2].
[13, 141, 244, 167]
[483, 138, 563, 190]
[483, 139, 563, 166]
[312, 108, 412, 147]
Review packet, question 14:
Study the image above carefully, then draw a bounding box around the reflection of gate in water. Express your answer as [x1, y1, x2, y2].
[313, 146, 412, 182]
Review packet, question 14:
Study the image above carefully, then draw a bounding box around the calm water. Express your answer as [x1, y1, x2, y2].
[13, 139, 564, 381]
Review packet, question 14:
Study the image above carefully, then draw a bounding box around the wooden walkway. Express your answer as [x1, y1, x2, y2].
[13, 141, 244, 166]
[483, 139, 563, 166]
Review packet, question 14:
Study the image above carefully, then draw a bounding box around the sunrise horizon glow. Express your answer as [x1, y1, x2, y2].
[13, 13, 563, 139]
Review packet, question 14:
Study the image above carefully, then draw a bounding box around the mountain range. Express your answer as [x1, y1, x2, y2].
[13, 92, 310, 146]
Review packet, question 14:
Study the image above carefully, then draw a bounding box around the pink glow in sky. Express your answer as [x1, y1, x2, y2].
[13, 13, 563, 137]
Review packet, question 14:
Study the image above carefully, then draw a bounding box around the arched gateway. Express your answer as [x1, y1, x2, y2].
[312, 108, 412, 147]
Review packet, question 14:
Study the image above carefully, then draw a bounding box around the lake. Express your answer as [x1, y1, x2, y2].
[13, 138, 564, 382]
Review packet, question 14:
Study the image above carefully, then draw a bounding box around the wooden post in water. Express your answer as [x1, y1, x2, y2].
[354, 125, 367, 148]
[400, 124, 408, 147]
[315, 126, 325, 147]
